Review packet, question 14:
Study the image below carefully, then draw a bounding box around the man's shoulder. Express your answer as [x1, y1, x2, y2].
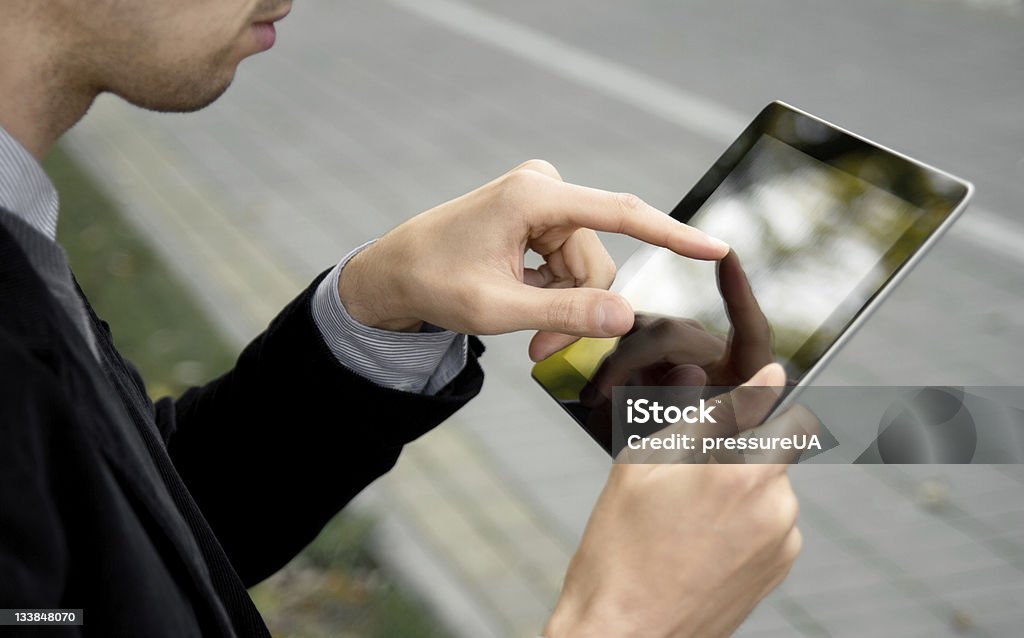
[0, 214, 77, 361]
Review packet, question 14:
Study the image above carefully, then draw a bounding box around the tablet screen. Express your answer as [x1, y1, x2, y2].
[533, 102, 971, 448]
[617, 133, 922, 379]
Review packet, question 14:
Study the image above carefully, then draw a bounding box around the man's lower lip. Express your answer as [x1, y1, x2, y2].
[252, 22, 277, 51]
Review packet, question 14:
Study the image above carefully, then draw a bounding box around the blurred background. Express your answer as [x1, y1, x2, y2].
[54, 0, 1023, 635]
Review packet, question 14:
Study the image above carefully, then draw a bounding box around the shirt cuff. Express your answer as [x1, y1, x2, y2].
[311, 240, 468, 395]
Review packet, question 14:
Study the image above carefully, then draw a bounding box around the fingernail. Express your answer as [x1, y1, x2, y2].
[707, 235, 730, 253]
[598, 299, 630, 335]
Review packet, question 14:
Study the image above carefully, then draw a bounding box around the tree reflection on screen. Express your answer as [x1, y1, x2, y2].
[616, 134, 926, 378]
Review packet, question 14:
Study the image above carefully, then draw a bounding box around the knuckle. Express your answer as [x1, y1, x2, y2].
[498, 168, 543, 201]
[615, 193, 646, 224]
[713, 466, 759, 494]
[595, 256, 617, 288]
[748, 478, 800, 537]
[775, 486, 801, 529]
[765, 529, 802, 591]
[547, 295, 589, 332]
[780, 526, 804, 564]
[517, 158, 561, 179]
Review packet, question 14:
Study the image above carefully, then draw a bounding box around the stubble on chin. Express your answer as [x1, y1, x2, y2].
[105, 42, 240, 114]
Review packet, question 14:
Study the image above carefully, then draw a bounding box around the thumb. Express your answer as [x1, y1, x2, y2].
[727, 362, 787, 432]
[701, 363, 787, 439]
[490, 282, 634, 337]
[743, 362, 786, 388]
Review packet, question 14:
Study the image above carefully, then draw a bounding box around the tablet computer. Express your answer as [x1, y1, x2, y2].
[532, 101, 973, 455]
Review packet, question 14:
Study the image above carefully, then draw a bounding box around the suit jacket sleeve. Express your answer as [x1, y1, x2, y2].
[156, 272, 485, 586]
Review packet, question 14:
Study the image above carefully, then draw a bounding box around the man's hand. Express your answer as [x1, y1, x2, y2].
[546, 464, 802, 638]
[546, 364, 810, 638]
[338, 160, 728, 335]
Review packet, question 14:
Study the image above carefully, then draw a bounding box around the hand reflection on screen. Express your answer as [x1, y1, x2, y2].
[581, 250, 774, 407]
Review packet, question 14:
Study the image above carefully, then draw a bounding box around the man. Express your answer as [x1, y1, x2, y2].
[0, 1, 806, 636]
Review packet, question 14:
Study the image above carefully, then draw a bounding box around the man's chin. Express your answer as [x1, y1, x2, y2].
[113, 73, 236, 114]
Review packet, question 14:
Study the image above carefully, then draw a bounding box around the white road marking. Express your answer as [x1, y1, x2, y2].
[387, 0, 748, 143]
[387, 0, 1024, 266]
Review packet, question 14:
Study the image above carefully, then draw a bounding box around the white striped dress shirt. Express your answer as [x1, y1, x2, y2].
[0, 127, 59, 236]
[312, 241, 468, 394]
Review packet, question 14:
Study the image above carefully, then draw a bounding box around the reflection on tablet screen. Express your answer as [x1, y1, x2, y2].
[534, 103, 970, 428]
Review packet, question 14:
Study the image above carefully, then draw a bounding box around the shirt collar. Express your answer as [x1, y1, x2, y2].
[0, 124, 59, 241]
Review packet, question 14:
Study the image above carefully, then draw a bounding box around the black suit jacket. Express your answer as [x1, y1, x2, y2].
[0, 221, 484, 636]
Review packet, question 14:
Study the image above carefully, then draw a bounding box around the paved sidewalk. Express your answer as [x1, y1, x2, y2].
[63, 1, 1024, 636]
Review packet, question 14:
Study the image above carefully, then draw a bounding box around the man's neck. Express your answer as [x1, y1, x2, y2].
[0, 23, 96, 161]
